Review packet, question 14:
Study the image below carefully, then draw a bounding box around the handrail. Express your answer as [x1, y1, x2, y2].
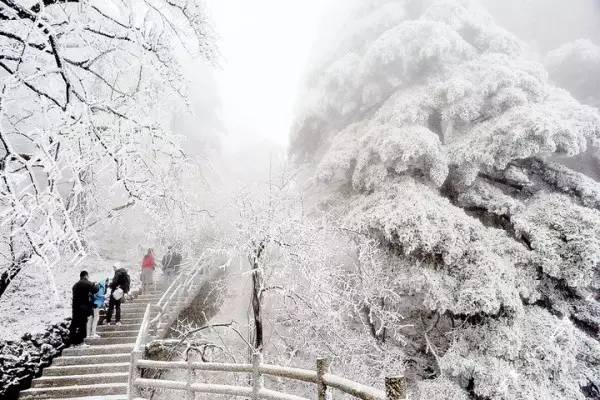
[134, 378, 310, 400]
[147, 258, 207, 338]
[135, 360, 318, 382]
[135, 305, 152, 351]
[128, 303, 153, 398]
[130, 354, 405, 400]
[128, 257, 210, 399]
[127, 257, 407, 400]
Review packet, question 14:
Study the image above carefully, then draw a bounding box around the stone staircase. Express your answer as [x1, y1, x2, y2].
[19, 290, 163, 400]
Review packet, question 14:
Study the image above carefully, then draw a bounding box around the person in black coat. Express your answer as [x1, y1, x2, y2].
[161, 246, 175, 281]
[70, 270, 98, 345]
[106, 263, 130, 325]
[172, 250, 182, 276]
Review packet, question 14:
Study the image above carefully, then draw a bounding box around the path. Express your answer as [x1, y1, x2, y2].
[19, 289, 164, 400]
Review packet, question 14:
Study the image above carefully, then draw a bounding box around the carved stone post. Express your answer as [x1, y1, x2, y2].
[316, 357, 331, 400]
[127, 349, 142, 400]
[186, 351, 194, 400]
[385, 376, 407, 400]
[252, 352, 264, 400]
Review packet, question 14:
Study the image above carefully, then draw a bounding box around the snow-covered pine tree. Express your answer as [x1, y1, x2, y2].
[291, 1, 600, 399]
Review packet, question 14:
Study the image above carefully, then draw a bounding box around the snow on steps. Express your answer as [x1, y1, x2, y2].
[99, 330, 140, 337]
[63, 344, 135, 356]
[43, 362, 130, 376]
[19, 383, 128, 399]
[19, 289, 165, 400]
[53, 354, 131, 366]
[31, 372, 128, 388]
[38, 396, 127, 400]
[84, 336, 136, 346]
[97, 324, 141, 332]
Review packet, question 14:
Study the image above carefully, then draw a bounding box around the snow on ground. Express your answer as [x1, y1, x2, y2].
[0, 256, 145, 340]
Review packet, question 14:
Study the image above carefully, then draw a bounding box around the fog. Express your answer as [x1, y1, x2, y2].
[180, 0, 600, 160]
[3, 1, 600, 399]
[481, 0, 600, 52]
[205, 0, 331, 149]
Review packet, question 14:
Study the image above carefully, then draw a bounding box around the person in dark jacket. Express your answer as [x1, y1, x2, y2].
[106, 263, 130, 326]
[172, 248, 182, 276]
[70, 270, 98, 346]
[161, 246, 175, 282]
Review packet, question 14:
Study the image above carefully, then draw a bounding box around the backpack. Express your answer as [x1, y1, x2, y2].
[122, 273, 131, 293]
[114, 268, 131, 293]
[112, 287, 124, 301]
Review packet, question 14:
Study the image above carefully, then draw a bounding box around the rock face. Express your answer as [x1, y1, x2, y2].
[0, 320, 71, 400]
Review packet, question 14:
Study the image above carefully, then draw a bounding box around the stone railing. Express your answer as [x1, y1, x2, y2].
[129, 352, 407, 400]
[127, 256, 407, 400]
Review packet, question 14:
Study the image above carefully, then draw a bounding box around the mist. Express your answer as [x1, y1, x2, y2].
[2, 1, 600, 400]
[481, 0, 600, 52]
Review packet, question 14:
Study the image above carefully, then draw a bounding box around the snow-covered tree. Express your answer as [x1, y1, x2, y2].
[0, 0, 216, 300]
[546, 39, 600, 180]
[291, 1, 600, 398]
[547, 39, 600, 109]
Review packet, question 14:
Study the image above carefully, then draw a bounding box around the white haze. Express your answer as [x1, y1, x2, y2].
[181, 0, 600, 158]
[205, 0, 331, 151]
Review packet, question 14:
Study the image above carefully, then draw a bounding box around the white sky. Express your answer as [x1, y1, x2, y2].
[205, 0, 330, 147]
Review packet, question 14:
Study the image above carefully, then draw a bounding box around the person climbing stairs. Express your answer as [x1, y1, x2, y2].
[18, 289, 164, 400]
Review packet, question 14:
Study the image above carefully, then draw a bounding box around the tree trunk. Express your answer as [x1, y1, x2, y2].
[251, 261, 263, 351]
[250, 242, 266, 351]
[0, 255, 28, 299]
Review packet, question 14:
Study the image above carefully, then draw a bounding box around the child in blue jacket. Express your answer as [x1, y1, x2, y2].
[87, 278, 108, 338]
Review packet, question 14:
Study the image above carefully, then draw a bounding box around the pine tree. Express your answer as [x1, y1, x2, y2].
[291, 1, 600, 398]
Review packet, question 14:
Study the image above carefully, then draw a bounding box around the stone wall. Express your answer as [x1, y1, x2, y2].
[0, 319, 71, 400]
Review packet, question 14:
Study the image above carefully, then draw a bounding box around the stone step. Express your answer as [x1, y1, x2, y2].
[53, 353, 130, 366]
[126, 303, 157, 308]
[39, 396, 126, 400]
[112, 315, 146, 321]
[118, 317, 144, 323]
[119, 307, 157, 313]
[128, 299, 160, 304]
[63, 344, 134, 357]
[31, 372, 128, 388]
[132, 298, 161, 303]
[118, 311, 151, 317]
[99, 315, 145, 323]
[119, 303, 151, 308]
[97, 323, 140, 332]
[100, 312, 153, 321]
[19, 382, 127, 399]
[43, 362, 129, 377]
[85, 336, 136, 346]
[100, 308, 147, 316]
[99, 330, 140, 338]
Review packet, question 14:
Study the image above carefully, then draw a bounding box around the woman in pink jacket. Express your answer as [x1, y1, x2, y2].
[141, 248, 156, 294]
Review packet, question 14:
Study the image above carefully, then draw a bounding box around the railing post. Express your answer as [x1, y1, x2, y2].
[385, 376, 407, 400]
[252, 352, 263, 400]
[128, 349, 142, 400]
[186, 351, 194, 400]
[316, 357, 331, 400]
